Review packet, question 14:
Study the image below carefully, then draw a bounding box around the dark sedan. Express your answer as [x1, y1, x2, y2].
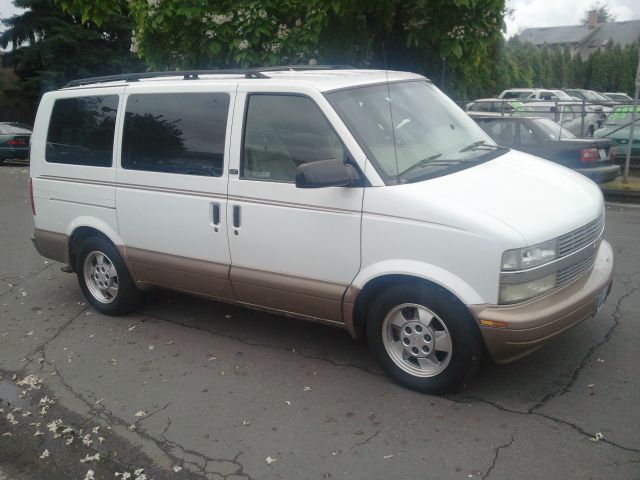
[470, 114, 619, 184]
[0, 122, 31, 164]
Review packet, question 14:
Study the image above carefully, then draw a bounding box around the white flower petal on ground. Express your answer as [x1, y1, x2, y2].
[82, 434, 93, 446]
[265, 456, 278, 465]
[172, 466, 182, 472]
[80, 453, 100, 463]
[83, 470, 95, 480]
[303, 386, 311, 391]
[134, 411, 147, 417]
[39, 449, 50, 459]
[34, 430, 44, 436]
[591, 432, 604, 442]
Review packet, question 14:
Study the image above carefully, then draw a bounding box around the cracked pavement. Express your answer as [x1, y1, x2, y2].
[1, 165, 639, 479]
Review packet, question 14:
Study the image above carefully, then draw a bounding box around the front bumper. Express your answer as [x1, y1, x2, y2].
[469, 240, 614, 363]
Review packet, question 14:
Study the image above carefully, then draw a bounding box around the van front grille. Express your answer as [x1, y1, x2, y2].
[558, 214, 604, 258]
[556, 253, 596, 288]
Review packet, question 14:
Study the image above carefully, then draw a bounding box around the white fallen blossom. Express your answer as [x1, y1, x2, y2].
[6, 413, 18, 425]
[80, 453, 101, 463]
[1, 432, 11, 437]
[134, 469, 144, 476]
[92, 426, 100, 434]
[16, 374, 43, 390]
[98, 436, 105, 443]
[592, 432, 604, 442]
[383, 454, 394, 459]
[84, 470, 95, 480]
[34, 430, 44, 436]
[65, 435, 74, 445]
[39, 449, 50, 459]
[172, 466, 182, 472]
[82, 434, 93, 446]
[303, 386, 311, 391]
[46, 419, 62, 433]
[134, 411, 147, 417]
[265, 456, 278, 465]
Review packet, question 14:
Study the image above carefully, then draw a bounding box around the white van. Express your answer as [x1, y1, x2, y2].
[29, 67, 614, 393]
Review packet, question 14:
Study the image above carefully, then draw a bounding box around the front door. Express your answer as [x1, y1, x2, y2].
[226, 90, 364, 324]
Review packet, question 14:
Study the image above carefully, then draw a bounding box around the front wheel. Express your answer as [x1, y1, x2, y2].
[366, 283, 484, 394]
[76, 236, 142, 315]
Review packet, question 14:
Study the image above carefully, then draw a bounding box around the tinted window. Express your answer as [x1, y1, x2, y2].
[475, 119, 516, 145]
[122, 93, 229, 177]
[242, 95, 345, 182]
[46, 96, 118, 167]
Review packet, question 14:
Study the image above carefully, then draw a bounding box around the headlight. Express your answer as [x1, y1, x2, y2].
[502, 239, 557, 271]
[499, 273, 557, 304]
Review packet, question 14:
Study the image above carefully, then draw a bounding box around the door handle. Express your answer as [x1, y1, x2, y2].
[233, 205, 241, 228]
[212, 203, 220, 225]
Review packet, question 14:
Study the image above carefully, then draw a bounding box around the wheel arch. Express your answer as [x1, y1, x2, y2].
[346, 262, 485, 339]
[66, 218, 124, 272]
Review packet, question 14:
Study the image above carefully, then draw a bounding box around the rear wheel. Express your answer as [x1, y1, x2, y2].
[366, 283, 484, 394]
[76, 236, 142, 315]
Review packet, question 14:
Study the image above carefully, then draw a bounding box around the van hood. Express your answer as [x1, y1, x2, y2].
[387, 150, 604, 246]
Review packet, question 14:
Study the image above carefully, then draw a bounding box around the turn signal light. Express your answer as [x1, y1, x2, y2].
[6, 139, 27, 146]
[479, 319, 508, 328]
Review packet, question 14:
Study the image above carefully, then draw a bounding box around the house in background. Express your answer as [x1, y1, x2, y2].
[519, 11, 640, 59]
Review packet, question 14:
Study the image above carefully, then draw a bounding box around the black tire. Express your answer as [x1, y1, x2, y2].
[366, 283, 484, 394]
[75, 236, 142, 315]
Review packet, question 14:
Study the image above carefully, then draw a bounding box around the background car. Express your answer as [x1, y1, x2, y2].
[465, 98, 523, 113]
[498, 88, 574, 101]
[601, 92, 633, 103]
[562, 89, 613, 120]
[594, 105, 640, 168]
[0, 122, 31, 164]
[470, 113, 619, 184]
[514, 101, 599, 137]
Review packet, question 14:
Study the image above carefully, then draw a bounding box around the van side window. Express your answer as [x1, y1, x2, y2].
[241, 94, 345, 182]
[122, 93, 229, 177]
[46, 96, 119, 167]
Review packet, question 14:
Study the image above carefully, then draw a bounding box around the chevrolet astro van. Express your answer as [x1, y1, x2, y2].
[29, 67, 614, 393]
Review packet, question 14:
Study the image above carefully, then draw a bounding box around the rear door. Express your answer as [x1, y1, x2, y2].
[115, 84, 235, 298]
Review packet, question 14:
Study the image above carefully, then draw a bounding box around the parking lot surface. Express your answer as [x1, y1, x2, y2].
[1, 165, 639, 479]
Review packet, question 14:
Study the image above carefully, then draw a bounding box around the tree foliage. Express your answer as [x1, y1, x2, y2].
[1, 0, 143, 117]
[495, 38, 639, 98]
[55, 0, 506, 98]
[581, 2, 616, 24]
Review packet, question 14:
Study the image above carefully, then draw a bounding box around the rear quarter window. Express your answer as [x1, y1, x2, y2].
[46, 96, 119, 167]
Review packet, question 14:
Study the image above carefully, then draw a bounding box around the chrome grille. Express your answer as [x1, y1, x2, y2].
[556, 253, 596, 288]
[558, 214, 604, 257]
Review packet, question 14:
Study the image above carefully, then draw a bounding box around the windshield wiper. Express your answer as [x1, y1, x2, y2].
[397, 153, 445, 177]
[459, 140, 506, 153]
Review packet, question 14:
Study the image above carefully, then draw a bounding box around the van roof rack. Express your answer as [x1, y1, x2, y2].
[63, 65, 355, 88]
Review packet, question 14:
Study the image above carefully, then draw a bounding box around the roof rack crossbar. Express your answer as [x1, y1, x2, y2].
[63, 65, 355, 88]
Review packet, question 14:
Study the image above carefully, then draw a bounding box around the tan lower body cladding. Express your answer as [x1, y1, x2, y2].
[125, 246, 355, 329]
[32, 229, 69, 265]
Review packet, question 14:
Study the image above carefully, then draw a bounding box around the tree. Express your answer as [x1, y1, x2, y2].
[55, 0, 507, 99]
[581, 2, 616, 24]
[1, 0, 144, 118]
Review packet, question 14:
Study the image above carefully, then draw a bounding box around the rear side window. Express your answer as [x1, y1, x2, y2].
[122, 93, 229, 177]
[46, 96, 119, 167]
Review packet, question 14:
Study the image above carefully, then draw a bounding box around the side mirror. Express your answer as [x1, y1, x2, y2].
[295, 159, 360, 188]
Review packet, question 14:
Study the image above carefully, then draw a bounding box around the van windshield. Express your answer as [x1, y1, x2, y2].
[326, 81, 506, 184]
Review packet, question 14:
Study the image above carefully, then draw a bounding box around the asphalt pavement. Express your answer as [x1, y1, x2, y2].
[1, 164, 639, 479]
